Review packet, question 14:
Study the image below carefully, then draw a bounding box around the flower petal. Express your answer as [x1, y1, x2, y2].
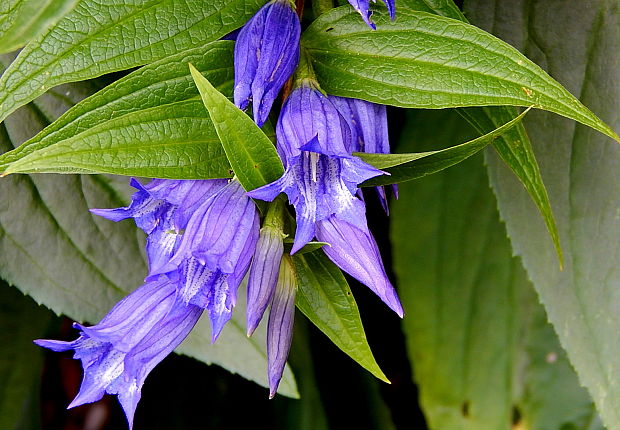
[316, 215, 403, 317]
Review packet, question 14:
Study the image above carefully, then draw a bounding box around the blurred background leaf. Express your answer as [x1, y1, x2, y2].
[464, 0, 620, 426]
[0, 282, 52, 430]
[392, 109, 601, 429]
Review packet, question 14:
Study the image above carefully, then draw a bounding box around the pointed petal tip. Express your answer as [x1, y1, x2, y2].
[387, 295, 404, 318]
[210, 332, 220, 344]
[67, 396, 88, 410]
[246, 322, 257, 338]
[33, 338, 73, 352]
[392, 302, 404, 318]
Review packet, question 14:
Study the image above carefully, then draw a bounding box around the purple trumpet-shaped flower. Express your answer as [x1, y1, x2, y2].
[35, 277, 202, 428]
[93, 178, 259, 340]
[249, 83, 403, 316]
[329, 95, 398, 213]
[347, 0, 396, 29]
[248, 83, 384, 253]
[246, 203, 285, 336]
[267, 255, 297, 398]
[151, 179, 260, 341]
[91, 178, 227, 275]
[234, 0, 301, 127]
[316, 215, 403, 316]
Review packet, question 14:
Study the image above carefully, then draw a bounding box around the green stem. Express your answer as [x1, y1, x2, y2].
[264, 195, 286, 231]
[293, 48, 319, 86]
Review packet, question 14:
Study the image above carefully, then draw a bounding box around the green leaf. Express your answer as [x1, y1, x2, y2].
[459, 107, 563, 266]
[284, 240, 328, 255]
[302, 6, 620, 143]
[465, 0, 620, 426]
[0, 284, 52, 430]
[190, 63, 284, 191]
[0, 77, 296, 397]
[393, 109, 600, 430]
[357, 107, 528, 185]
[399, 0, 563, 267]
[293, 250, 389, 383]
[0, 0, 265, 123]
[1, 42, 236, 179]
[0, 0, 78, 54]
[0, 88, 147, 322]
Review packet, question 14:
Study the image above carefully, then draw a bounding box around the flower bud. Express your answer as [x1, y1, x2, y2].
[246, 224, 284, 336]
[234, 0, 301, 127]
[267, 255, 297, 398]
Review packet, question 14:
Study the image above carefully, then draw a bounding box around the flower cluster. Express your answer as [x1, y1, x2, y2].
[36, 1, 400, 427]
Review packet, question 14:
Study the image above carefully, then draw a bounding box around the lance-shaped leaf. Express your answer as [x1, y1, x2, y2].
[358, 107, 529, 185]
[465, 0, 620, 426]
[0, 42, 237, 179]
[0, 0, 78, 54]
[393, 109, 600, 430]
[302, 6, 619, 143]
[398, 0, 562, 266]
[293, 250, 389, 383]
[190, 64, 284, 191]
[0, 0, 266, 123]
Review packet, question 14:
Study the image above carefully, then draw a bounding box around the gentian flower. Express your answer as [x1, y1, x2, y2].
[91, 178, 227, 275]
[329, 95, 398, 213]
[267, 255, 297, 397]
[246, 198, 286, 336]
[234, 0, 301, 127]
[248, 82, 383, 252]
[316, 215, 403, 316]
[35, 276, 203, 428]
[248, 82, 403, 316]
[36, 178, 263, 425]
[347, 0, 396, 29]
[94, 178, 260, 340]
[149, 179, 260, 341]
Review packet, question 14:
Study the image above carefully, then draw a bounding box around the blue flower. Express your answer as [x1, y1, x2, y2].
[37, 178, 263, 425]
[266, 255, 297, 398]
[347, 0, 395, 29]
[35, 276, 203, 429]
[150, 179, 260, 341]
[316, 215, 403, 316]
[91, 179, 227, 275]
[234, 0, 301, 127]
[248, 83, 384, 253]
[329, 95, 398, 213]
[246, 210, 285, 336]
[248, 83, 402, 316]
[93, 178, 259, 340]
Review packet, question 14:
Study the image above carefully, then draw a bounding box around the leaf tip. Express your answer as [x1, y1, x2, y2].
[377, 372, 391, 384]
